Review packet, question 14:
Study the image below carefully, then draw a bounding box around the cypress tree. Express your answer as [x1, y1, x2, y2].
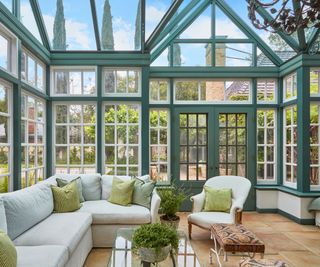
[53, 0, 66, 50]
[101, 0, 114, 50]
[134, 0, 141, 50]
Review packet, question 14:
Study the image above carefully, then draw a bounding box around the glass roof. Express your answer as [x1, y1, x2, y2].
[0, 0, 318, 63]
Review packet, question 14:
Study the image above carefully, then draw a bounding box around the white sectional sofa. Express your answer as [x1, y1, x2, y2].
[0, 173, 161, 267]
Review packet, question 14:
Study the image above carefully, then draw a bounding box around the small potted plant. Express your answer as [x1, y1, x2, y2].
[157, 184, 187, 229]
[132, 223, 179, 263]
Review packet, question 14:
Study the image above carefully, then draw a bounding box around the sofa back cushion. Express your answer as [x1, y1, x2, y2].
[0, 199, 7, 233]
[2, 183, 53, 240]
[48, 174, 101, 201]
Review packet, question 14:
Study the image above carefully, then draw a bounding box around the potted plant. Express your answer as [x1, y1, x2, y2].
[132, 223, 179, 263]
[157, 184, 187, 229]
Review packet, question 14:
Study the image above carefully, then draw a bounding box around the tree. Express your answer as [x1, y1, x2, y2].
[53, 0, 67, 50]
[101, 0, 114, 50]
[268, 33, 296, 51]
[134, 0, 141, 50]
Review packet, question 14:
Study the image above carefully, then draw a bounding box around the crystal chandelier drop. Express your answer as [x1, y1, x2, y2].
[248, 0, 320, 35]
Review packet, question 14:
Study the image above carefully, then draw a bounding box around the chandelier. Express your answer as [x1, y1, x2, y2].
[248, 0, 320, 35]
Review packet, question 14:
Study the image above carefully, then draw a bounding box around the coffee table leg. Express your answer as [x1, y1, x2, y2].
[209, 237, 222, 267]
[260, 253, 264, 259]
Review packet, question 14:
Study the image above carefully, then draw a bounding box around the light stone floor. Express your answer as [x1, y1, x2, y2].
[84, 212, 320, 267]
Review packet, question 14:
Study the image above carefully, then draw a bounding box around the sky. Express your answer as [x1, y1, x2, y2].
[0, 0, 296, 65]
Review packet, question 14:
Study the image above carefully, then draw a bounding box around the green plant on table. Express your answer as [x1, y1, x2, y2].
[132, 223, 179, 254]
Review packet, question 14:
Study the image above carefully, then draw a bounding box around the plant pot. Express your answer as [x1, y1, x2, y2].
[138, 245, 171, 263]
[160, 215, 180, 229]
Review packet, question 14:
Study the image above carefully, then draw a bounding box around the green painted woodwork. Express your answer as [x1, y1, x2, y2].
[96, 66, 103, 174]
[90, 0, 101, 51]
[292, 0, 307, 50]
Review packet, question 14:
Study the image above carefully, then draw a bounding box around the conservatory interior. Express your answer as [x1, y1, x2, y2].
[1, 0, 320, 266]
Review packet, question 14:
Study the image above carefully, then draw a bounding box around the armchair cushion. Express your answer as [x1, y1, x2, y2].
[188, 212, 234, 229]
[203, 187, 232, 212]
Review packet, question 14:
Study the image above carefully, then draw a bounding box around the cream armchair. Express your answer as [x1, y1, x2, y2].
[188, 176, 251, 238]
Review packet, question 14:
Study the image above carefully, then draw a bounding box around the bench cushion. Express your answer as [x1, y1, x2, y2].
[13, 212, 92, 256]
[77, 200, 150, 224]
[211, 224, 265, 253]
[16, 245, 68, 267]
[239, 258, 289, 267]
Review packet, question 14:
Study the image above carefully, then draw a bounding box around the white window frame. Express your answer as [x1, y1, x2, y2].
[0, 23, 18, 76]
[256, 79, 278, 104]
[103, 102, 141, 176]
[283, 105, 297, 189]
[21, 47, 46, 92]
[53, 102, 97, 174]
[256, 109, 277, 184]
[51, 66, 97, 96]
[102, 67, 141, 97]
[283, 72, 297, 102]
[0, 78, 13, 192]
[173, 79, 252, 104]
[310, 102, 320, 191]
[149, 108, 170, 184]
[21, 90, 46, 188]
[310, 68, 320, 97]
[149, 79, 170, 104]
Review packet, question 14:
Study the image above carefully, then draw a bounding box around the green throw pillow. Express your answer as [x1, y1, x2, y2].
[56, 177, 85, 202]
[0, 230, 17, 267]
[108, 177, 135, 206]
[51, 180, 81, 213]
[132, 178, 155, 209]
[203, 187, 232, 212]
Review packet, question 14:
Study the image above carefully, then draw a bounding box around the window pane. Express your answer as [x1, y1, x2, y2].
[216, 43, 253, 67]
[27, 57, 36, 86]
[0, 34, 9, 70]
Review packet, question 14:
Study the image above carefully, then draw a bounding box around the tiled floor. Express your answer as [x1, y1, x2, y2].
[84, 212, 320, 267]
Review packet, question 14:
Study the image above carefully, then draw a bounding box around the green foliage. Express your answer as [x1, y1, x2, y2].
[268, 33, 296, 51]
[101, 0, 114, 50]
[53, 0, 66, 50]
[132, 223, 179, 253]
[158, 184, 187, 219]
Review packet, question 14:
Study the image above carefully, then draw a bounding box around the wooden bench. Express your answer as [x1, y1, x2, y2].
[210, 224, 265, 266]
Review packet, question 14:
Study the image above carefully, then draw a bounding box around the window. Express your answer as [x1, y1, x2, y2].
[104, 103, 140, 176]
[54, 103, 96, 174]
[149, 79, 169, 103]
[52, 68, 96, 96]
[0, 23, 17, 75]
[103, 68, 141, 96]
[215, 43, 253, 67]
[173, 43, 211, 66]
[0, 80, 11, 193]
[257, 110, 277, 183]
[283, 105, 297, 187]
[257, 79, 277, 103]
[179, 114, 207, 181]
[284, 72, 297, 101]
[174, 80, 251, 103]
[150, 109, 170, 182]
[219, 113, 247, 176]
[21, 92, 45, 188]
[21, 48, 45, 91]
[310, 103, 320, 190]
[310, 68, 320, 96]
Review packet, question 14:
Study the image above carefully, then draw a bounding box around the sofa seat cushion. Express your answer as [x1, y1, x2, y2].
[187, 212, 234, 229]
[16, 245, 68, 267]
[77, 200, 151, 224]
[13, 212, 92, 256]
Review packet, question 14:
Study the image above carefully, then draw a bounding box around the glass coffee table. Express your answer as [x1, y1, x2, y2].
[107, 228, 201, 267]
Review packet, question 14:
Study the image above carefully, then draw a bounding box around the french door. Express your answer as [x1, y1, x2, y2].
[173, 107, 255, 210]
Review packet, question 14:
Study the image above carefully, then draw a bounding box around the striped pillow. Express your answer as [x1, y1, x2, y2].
[51, 180, 81, 213]
[0, 230, 17, 267]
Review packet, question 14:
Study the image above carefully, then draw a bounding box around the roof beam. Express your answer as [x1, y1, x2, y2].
[146, 0, 183, 50]
[292, 0, 306, 50]
[151, 0, 210, 62]
[306, 28, 320, 53]
[30, 0, 50, 50]
[149, 0, 201, 51]
[217, 0, 282, 66]
[246, 0, 300, 53]
[90, 0, 101, 51]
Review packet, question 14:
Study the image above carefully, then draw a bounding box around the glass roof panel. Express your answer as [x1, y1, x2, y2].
[38, 0, 96, 50]
[20, 0, 43, 44]
[0, 0, 12, 12]
[96, 0, 141, 51]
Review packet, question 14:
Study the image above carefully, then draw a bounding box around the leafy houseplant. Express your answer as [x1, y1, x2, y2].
[132, 223, 179, 263]
[157, 184, 187, 228]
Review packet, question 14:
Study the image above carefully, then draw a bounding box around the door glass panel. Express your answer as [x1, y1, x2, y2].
[179, 113, 208, 181]
[219, 113, 247, 176]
